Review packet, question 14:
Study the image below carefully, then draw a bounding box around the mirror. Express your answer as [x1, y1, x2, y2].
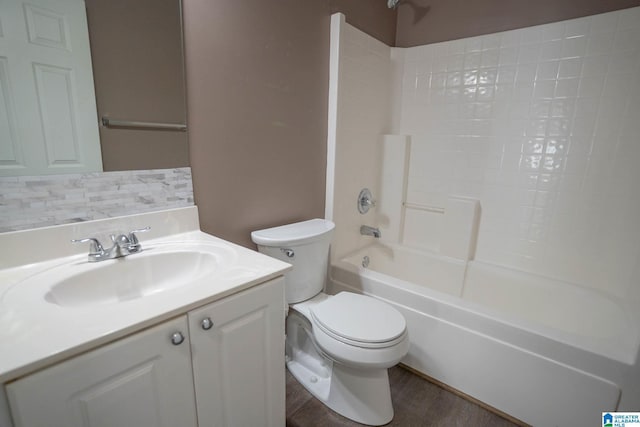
[0, 0, 188, 177]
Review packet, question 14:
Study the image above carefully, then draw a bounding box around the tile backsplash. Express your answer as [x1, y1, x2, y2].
[392, 7, 640, 299]
[0, 167, 194, 232]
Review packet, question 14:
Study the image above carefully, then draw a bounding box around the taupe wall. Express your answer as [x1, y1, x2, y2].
[178, 0, 640, 247]
[396, 0, 640, 47]
[86, 0, 189, 171]
[183, 0, 396, 247]
[330, 0, 397, 46]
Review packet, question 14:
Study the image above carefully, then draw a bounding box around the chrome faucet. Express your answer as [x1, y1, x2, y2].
[360, 225, 381, 238]
[72, 227, 150, 262]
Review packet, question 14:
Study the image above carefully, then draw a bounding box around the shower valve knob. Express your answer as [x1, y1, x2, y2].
[358, 188, 376, 214]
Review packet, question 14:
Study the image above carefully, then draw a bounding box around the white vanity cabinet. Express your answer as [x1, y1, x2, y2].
[189, 276, 286, 426]
[4, 278, 285, 427]
[6, 316, 198, 427]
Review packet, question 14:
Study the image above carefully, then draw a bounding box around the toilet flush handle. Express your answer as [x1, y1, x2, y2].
[281, 248, 295, 258]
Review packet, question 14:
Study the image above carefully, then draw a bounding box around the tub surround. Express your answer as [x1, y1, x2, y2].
[392, 8, 640, 304]
[0, 206, 290, 383]
[325, 14, 392, 260]
[377, 135, 410, 243]
[329, 7, 640, 303]
[326, 8, 640, 426]
[0, 167, 193, 233]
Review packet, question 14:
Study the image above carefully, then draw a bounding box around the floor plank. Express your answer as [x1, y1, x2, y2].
[286, 365, 522, 426]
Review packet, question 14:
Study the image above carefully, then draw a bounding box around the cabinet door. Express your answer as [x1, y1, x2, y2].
[7, 316, 197, 427]
[189, 278, 286, 427]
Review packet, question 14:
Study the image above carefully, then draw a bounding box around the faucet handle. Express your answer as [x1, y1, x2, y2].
[126, 226, 150, 252]
[128, 226, 150, 244]
[71, 237, 105, 255]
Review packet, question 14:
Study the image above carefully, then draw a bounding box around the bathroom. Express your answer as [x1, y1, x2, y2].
[1, 0, 639, 426]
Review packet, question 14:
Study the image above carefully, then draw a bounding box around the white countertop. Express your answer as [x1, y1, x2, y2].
[0, 207, 291, 383]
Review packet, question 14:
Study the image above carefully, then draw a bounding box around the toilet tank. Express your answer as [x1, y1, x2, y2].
[251, 219, 335, 304]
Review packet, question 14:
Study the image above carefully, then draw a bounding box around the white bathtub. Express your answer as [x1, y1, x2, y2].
[329, 243, 640, 427]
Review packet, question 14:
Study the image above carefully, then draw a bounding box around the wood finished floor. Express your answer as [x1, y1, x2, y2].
[286, 366, 521, 427]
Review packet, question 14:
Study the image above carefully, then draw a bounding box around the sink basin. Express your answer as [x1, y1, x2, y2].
[4, 244, 236, 308]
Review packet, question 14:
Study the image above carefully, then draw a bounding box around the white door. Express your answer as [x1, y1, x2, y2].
[0, 0, 102, 176]
[6, 316, 198, 427]
[189, 278, 286, 427]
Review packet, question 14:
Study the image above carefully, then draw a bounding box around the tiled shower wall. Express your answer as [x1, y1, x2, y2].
[0, 167, 194, 232]
[393, 7, 640, 300]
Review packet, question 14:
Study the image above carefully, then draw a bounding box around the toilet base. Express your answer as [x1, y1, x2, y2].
[285, 298, 403, 425]
[287, 352, 394, 426]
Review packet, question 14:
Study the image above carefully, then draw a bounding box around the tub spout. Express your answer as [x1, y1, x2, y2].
[360, 225, 381, 238]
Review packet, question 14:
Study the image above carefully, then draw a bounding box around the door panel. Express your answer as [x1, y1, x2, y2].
[0, 0, 102, 176]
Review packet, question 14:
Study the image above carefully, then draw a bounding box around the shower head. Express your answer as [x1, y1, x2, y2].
[387, 0, 401, 9]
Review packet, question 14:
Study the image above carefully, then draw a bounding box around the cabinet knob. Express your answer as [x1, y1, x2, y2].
[201, 317, 214, 330]
[170, 331, 185, 345]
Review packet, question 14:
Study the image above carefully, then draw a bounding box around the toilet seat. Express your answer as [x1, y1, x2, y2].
[310, 292, 407, 349]
[290, 292, 410, 368]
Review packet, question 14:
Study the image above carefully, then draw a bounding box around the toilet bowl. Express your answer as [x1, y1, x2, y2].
[251, 219, 409, 426]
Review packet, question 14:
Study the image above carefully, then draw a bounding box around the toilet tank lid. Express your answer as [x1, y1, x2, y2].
[251, 219, 335, 246]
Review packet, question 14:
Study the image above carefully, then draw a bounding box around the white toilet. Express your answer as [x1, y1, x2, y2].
[251, 219, 409, 426]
